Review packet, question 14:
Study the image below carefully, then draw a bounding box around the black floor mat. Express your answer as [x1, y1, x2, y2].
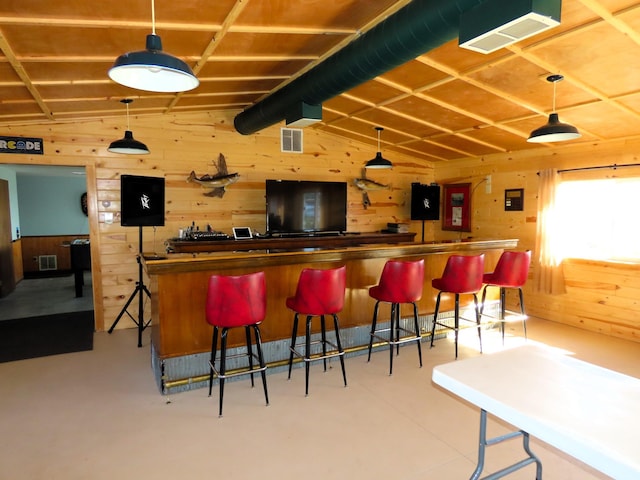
[0, 310, 94, 363]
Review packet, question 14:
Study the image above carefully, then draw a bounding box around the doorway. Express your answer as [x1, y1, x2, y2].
[0, 164, 95, 322]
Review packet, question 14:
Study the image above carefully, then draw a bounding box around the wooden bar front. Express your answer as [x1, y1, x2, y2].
[144, 239, 518, 359]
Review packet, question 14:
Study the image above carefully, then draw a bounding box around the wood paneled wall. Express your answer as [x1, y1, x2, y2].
[6, 108, 640, 344]
[0, 110, 434, 331]
[20, 235, 89, 273]
[433, 137, 640, 344]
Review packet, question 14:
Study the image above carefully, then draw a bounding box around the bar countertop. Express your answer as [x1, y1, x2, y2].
[143, 238, 519, 275]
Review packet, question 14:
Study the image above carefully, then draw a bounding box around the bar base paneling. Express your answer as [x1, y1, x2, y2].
[152, 311, 465, 395]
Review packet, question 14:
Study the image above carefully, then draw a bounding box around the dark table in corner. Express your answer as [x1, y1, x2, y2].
[70, 240, 91, 297]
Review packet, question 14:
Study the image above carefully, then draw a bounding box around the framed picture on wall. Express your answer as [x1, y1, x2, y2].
[442, 183, 471, 231]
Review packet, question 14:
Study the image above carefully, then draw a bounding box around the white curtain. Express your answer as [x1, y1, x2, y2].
[533, 168, 566, 295]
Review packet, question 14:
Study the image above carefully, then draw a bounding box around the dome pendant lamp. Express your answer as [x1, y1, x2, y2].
[365, 127, 393, 169]
[108, 0, 199, 93]
[527, 74, 581, 143]
[108, 99, 150, 155]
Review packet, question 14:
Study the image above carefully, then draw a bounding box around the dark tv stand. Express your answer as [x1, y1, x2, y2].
[167, 231, 416, 253]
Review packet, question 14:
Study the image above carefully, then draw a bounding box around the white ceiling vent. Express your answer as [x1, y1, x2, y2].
[281, 128, 303, 153]
[459, 0, 561, 54]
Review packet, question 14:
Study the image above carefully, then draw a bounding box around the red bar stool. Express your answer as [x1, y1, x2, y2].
[480, 250, 531, 343]
[367, 258, 424, 375]
[286, 265, 347, 396]
[430, 254, 484, 359]
[206, 271, 269, 417]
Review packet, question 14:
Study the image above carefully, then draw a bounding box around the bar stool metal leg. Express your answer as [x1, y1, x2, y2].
[320, 315, 327, 372]
[519, 288, 527, 339]
[208, 326, 219, 396]
[252, 325, 269, 407]
[288, 313, 300, 380]
[332, 314, 347, 388]
[389, 304, 397, 375]
[454, 294, 460, 359]
[474, 293, 482, 354]
[245, 325, 255, 387]
[430, 292, 442, 348]
[367, 301, 381, 362]
[218, 327, 228, 417]
[305, 315, 312, 396]
[412, 302, 423, 368]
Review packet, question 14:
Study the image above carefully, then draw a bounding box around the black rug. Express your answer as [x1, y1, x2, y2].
[0, 310, 94, 363]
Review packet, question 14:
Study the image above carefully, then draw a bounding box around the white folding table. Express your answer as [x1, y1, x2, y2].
[432, 345, 640, 480]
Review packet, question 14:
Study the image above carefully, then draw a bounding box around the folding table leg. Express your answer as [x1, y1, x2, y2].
[470, 409, 542, 480]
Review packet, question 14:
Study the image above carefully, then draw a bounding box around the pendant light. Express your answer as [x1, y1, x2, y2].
[365, 127, 393, 169]
[108, 99, 150, 155]
[108, 0, 199, 93]
[527, 74, 581, 143]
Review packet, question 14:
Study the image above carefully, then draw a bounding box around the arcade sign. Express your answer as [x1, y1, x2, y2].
[0, 136, 44, 155]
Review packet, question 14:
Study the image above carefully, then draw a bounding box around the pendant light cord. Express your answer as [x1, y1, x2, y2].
[547, 74, 564, 113]
[125, 100, 131, 130]
[376, 127, 382, 153]
[151, 0, 156, 35]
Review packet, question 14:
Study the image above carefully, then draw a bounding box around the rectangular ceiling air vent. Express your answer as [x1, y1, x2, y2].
[459, 0, 561, 54]
[285, 102, 322, 127]
[281, 128, 303, 153]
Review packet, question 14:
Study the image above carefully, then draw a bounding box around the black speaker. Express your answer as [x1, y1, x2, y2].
[121, 175, 166, 227]
[411, 183, 440, 221]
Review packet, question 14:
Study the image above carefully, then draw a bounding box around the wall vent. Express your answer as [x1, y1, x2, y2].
[38, 255, 57, 271]
[281, 128, 303, 153]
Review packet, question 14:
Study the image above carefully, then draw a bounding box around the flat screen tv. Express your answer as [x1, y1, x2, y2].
[266, 180, 347, 235]
[121, 174, 165, 227]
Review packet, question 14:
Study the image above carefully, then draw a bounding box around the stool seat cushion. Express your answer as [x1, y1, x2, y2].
[369, 259, 424, 303]
[482, 250, 531, 288]
[431, 254, 484, 294]
[206, 272, 266, 328]
[286, 266, 346, 315]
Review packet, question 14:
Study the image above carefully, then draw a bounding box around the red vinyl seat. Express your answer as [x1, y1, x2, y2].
[206, 271, 269, 417]
[367, 259, 424, 375]
[430, 254, 485, 359]
[480, 250, 531, 342]
[286, 265, 347, 395]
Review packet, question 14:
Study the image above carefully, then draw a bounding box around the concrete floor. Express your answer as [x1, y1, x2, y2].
[1, 317, 638, 479]
[0, 272, 93, 321]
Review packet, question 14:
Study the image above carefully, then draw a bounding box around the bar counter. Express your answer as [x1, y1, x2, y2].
[144, 238, 518, 361]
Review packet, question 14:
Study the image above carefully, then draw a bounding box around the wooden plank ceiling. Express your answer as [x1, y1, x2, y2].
[1, 0, 640, 162]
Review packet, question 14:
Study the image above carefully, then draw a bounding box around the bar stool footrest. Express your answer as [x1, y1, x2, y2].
[371, 328, 421, 346]
[290, 339, 344, 363]
[209, 354, 267, 380]
[433, 315, 480, 331]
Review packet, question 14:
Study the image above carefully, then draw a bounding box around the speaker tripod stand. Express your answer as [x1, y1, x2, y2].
[108, 226, 151, 347]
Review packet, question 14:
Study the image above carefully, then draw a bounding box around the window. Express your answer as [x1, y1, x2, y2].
[555, 177, 640, 261]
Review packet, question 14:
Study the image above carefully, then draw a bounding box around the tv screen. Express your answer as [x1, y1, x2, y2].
[266, 180, 347, 235]
[121, 174, 165, 227]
